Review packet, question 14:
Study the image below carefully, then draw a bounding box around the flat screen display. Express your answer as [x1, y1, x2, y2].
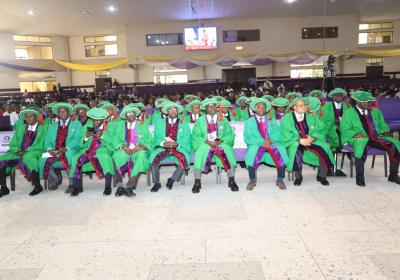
[184, 27, 217, 50]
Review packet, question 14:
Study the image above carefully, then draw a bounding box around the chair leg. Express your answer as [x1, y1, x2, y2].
[181, 172, 185, 185]
[287, 171, 292, 181]
[371, 155, 376, 169]
[350, 154, 354, 178]
[44, 179, 48, 190]
[384, 154, 388, 177]
[146, 170, 151, 187]
[340, 153, 345, 169]
[10, 170, 16, 191]
[216, 167, 221, 184]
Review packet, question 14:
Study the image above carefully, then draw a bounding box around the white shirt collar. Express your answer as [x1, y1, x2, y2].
[206, 114, 217, 123]
[28, 122, 38, 131]
[168, 117, 177, 124]
[334, 102, 342, 109]
[294, 111, 304, 121]
[256, 115, 265, 122]
[356, 106, 368, 115]
[59, 118, 70, 126]
[126, 121, 136, 129]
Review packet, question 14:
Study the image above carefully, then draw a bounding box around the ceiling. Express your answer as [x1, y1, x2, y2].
[0, 0, 399, 36]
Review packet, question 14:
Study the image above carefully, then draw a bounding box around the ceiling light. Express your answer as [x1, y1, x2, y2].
[107, 5, 116, 12]
[81, 11, 90, 15]
[28, 10, 34, 15]
[284, 0, 297, 3]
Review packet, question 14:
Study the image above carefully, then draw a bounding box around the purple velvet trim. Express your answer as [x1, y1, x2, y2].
[202, 147, 231, 174]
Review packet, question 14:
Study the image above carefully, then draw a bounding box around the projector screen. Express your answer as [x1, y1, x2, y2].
[184, 27, 217, 50]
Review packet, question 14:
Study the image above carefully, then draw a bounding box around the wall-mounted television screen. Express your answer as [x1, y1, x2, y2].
[184, 27, 217, 50]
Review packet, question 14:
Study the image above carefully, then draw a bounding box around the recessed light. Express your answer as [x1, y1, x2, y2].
[81, 11, 90, 15]
[284, 0, 297, 3]
[107, 5, 117, 12]
[28, 10, 34, 15]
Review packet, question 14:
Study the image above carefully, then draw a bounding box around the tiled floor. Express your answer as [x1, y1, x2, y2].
[1, 157, 400, 280]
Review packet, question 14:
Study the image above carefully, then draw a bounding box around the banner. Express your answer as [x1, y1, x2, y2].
[0, 131, 13, 153]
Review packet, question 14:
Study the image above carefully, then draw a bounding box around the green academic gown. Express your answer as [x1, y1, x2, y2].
[149, 118, 192, 169]
[280, 112, 335, 171]
[237, 107, 253, 121]
[112, 121, 152, 177]
[69, 124, 114, 177]
[38, 120, 82, 178]
[320, 101, 351, 149]
[244, 116, 288, 168]
[192, 115, 237, 171]
[0, 123, 45, 174]
[184, 113, 203, 124]
[340, 107, 400, 159]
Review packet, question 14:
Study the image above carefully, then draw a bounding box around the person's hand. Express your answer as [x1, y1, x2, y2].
[379, 132, 390, 137]
[122, 145, 131, 154]
[262, 139, 272, 148]
[48, 149, 58, 157]
[58, 148, 68, 154]
[299, 138, 310, 146]
[85, 131, 93, 138]
[355, 133, 366, 139]
[131, 146, 142, 153]
[16, 151, 25, 157]
[306, 136, 314, 144]
[205, 140, 216, 147]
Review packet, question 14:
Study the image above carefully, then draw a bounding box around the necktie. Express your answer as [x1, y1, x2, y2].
[260, 119, 266, 138]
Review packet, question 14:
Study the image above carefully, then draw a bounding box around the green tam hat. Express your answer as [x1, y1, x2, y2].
[53, 102, 73, 115]
[328, 88, 347, 98]
[101, 102, 116, 110]
[263, 95, 275, 102]
[306, 97, 321, 113]
[201, 98, 218, 110]
[87, 108, 109, 120]
[187, 100, 202, 113]
[351, 91, 375, 102]
[271, 97, 289, 107]
[250, 98, 271, 112]
[309, 90, 324, 100]
[286, 92, 302, 100]
[289, 97, 304, 108]
[184, 94, 199, 102]
[235, 96, 248, 106]
[161, 102, 183, 114]
[74, 103, 90, 113]
[120, 106, 141, 119]
[155, 98, 169, 108]
[127, 102, 145, 111]
[19, 108, 39, 120]
[220, 99, 232, 108]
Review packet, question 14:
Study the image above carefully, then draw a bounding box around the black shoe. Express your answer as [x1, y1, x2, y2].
[151, 183, 161, 192]
[327, 169, 334, 177]
[334, 169, 347, 177]
[356, 176, 366, 187]
[0, 186, 10, 198]
[49, 181, 62, 191]
[103, 187, 112, 196]
[29, 185, 43, 196]
[294, 175, 303, 186]
[316, 176, 329, 186]
[65, 185, 74, 194]
[192, 182, 201, 193]
[115, 187, 125, 197]
[166, 178, 174, 190]
[228, 179, 239, 192]
[388, 174, 400, 184]
[124, 187, 136, 197]
[70, 185, 83, 196]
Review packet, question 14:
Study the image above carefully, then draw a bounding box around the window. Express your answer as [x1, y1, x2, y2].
[366, 57, 384, 65]
[146, 33, 183, 46]
[359, 22, 393, 30]
[13, 35, 52, 43]
[84, 35, 117, 43]
[290, 58, 325, 79]
[302, 27, 338, 39]
[222, 29, 260, 42]
[153, 66, 187, 84]
[20, 81, 55, 92]
[15, 45, 53, 59]
[85, 44, 118, 57]
[358, 31, 393, 44]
